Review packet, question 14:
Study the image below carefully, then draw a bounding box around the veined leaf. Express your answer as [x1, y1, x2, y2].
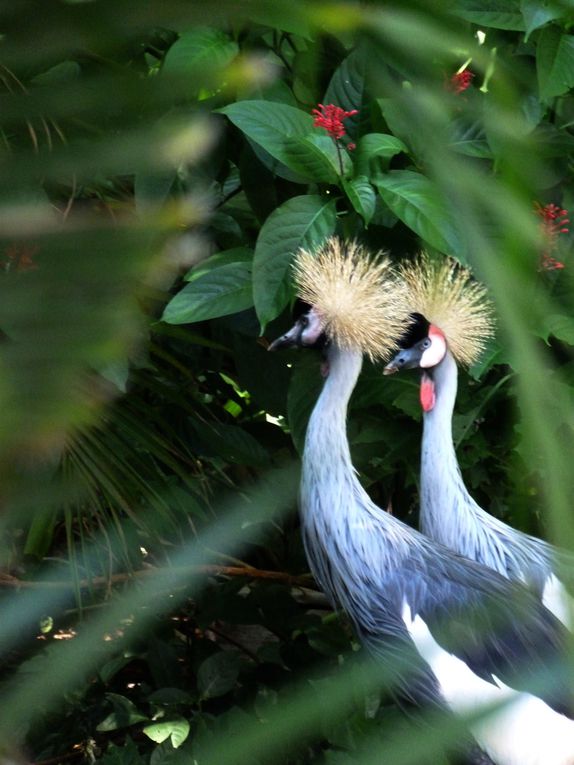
[143, 719, 190, 749]
[185, 247, 252, 282]
[343, 176, 376, 225]
[253, 195, 337, 330]
[197, 651, 241, 699]
[448, 118, 493, 159]
[284, 133, 349, 182]
[162, 262, 253, 324]
[537, 26, 574, 101]
[374, 171, 460, 254]
[453, 0, 524, 30]
[220, 101, 314, 177]
[354, 133, 407, 177]
[324, 46, 369, 137]
[543, 314, 574, 345]
[97, 694, 148, 732]
[521, 0, 565, 40]
[163, 27, 238, 76]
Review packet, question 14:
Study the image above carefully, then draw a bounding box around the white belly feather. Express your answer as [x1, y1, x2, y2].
[543, 575, 573, 629]
[402, 603, 574, 765]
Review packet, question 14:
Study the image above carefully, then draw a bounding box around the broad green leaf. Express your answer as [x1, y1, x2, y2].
[521, 0, 565, 40]
[185, 247, 253, 282]
[162, 262, 253, 324]
[253, 195, 337, 329]
[287, 354, 323, 454]
[220, 101, 314, 176]
[354, 133, 407, 177]
[324, 47, 369, 137]
[284, 132, 349, 182]
[343, 176, 376, 225]
[99, 738, 144, 765]
[543, 314, 574, 345]
[163, 28, 238, 77]
[241, 5, 312, 38]
[192, 420, 269, 466]
[147, 688, 194, 705]
[197, 651, 241, 699]
[454, 0, 525, 30]
[143, 718, 190, 748]
[134, 171, 176, 214]
[97, 694, 148, 732]
[537, 26, 574, 100]
[374, 171, 460, 254]
[31, 61, 80, 86]
[448, 118, 493, 159]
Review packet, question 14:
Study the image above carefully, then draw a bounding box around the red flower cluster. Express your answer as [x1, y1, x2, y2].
[312, 103, 358, 140]
[448, 70, 474, 94]
[534, 202, 569, 271]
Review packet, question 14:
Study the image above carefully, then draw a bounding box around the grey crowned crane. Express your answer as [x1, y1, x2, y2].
[384, 255, 572, 627]
[269, 239, 574, 765]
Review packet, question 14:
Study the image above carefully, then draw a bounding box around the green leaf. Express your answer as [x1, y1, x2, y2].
[543, 314, 574, 345]
[192, 420, 269, 466]
[287, 354, 323, 454]
[220, 101, 314, 177]
[197, 651, 241, 699]
[162, 262, 253, 324]
[97, 694, 148, 732]
[521, 0, 565, 40]
[454, 0, 525, 30]
[343, 176, 376, 225]
[324, 47, 368, 137]
[163, 28, 238, 77]
[354, 133, 407, 177]
[374, 171, 460, 254]
[253, 195, 337, 330]
[134, 171, 176, 214]
[147, 688, 195, 706]
[283, 132, 348, 182]
[185, 247, 252, 282]
[143, 718, 190, 748]
[537, 26, 574, 101]
[99, 738, 145, 765]
[31, 61, 80, 86]
[448, 118, 493, 159]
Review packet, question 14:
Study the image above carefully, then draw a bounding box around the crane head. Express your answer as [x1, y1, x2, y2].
[383, 314, 447, 375]
[268, 305, 328, 352]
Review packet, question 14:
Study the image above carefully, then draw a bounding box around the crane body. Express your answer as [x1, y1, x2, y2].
[384, 255, 572, 626]
[269, 241, 574, 764]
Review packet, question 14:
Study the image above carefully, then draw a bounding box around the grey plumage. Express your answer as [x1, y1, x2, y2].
[271, 241, 574, 763]
[302, 346, 569, 703]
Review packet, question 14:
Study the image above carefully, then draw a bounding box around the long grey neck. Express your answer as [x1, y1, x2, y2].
[303, 346, 362, 480]
[420, 349, 473, 545]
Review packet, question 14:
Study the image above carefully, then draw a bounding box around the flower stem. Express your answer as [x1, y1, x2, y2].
[333, 138, 344, 177]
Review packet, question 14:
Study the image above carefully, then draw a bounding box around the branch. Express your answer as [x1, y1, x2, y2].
[0, 565, 313, 591]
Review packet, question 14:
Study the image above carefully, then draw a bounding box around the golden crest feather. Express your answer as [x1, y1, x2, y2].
[399, 253, 495, 366]
[292, 238, 408, 361]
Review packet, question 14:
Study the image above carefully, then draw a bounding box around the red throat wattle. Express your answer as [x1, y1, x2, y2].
[420, 374, 436, 412]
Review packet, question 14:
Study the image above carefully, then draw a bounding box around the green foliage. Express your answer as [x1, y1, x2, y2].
[0, 2, 573, 765]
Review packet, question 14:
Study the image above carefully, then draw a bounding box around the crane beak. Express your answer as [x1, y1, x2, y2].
[383, 346, 424, 375]
[268, 323, 301, 352]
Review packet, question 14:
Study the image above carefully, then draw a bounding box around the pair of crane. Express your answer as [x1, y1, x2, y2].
[268, 239, 574, 765]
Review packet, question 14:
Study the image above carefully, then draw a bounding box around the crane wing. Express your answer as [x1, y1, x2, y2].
[401, 548, 573, 718]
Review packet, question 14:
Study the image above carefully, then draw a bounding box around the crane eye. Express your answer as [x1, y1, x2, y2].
[421, 338, 431, 349]
[299, 315, 309, 328]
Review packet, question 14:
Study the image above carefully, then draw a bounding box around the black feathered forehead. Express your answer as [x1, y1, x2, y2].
[292, 298, 312, 320]
[398, 312, 430, 349]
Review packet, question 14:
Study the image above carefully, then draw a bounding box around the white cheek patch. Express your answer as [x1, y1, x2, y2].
[302, 309, 325, 344]
[420, 327, 447, 368]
